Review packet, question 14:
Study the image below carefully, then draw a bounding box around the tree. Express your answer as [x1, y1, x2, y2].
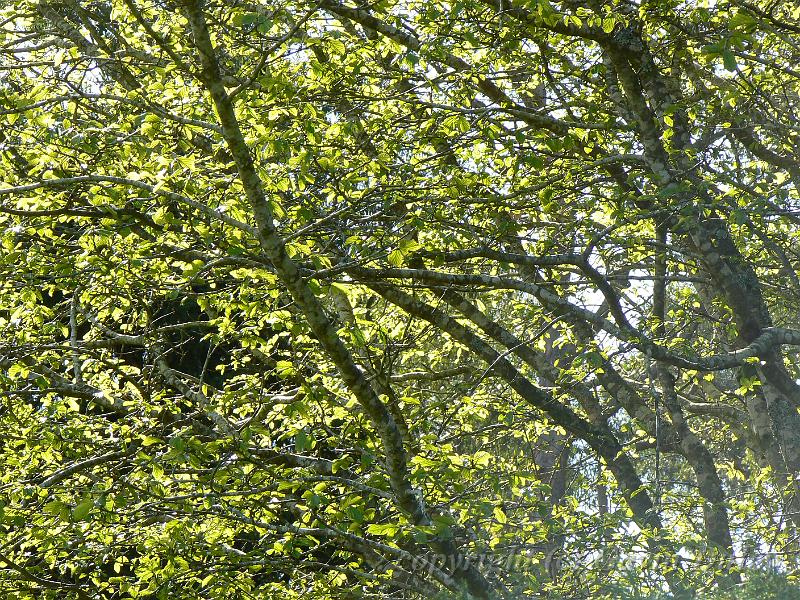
[1, 0, 800, 597]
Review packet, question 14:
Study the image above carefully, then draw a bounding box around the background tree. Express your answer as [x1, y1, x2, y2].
[1, 0, 800, 598]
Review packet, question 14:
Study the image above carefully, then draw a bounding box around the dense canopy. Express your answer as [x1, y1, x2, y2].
[2, 0, 800, 598]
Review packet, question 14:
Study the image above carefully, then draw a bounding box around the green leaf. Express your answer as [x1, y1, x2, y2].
[722, 50, 737, 71]
[295, 430, 313, 452]
[73, 500, 94, 521]
[387, 249, 404, 266]
[44, 500, 69, 518]
[366, 523, 400, 536]
[276, 360, 297, 378]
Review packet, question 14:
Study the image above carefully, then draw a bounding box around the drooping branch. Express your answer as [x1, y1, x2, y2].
[348, 265, 800, 371]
